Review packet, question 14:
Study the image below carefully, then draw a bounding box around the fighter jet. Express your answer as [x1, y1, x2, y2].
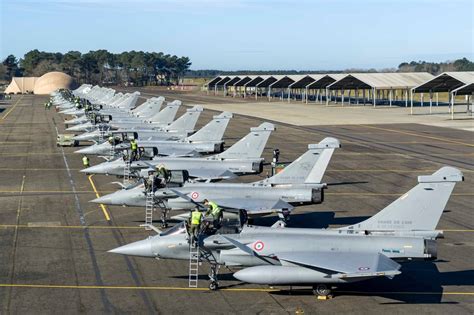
[91, 137, 341, 221]
[75, 106, 222, 157]
[66, 100, 181, 132]
[81, 121, 274, 181]
[65, 97, 165, 127]
[72, 99, 179, 140]
[109, 166, 464, 295]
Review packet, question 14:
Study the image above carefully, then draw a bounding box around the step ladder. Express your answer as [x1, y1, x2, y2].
[189, 245, 200, 288]
[109, 143, 115, 157]
[98, 126, 105, 143]
[123, 158, 131, 187]
[144, 188, 154, 230]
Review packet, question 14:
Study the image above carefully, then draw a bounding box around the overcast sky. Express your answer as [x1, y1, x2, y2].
[1, 0, 472, 70]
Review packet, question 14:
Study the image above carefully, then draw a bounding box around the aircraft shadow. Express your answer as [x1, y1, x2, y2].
[270, 262, 474, 304]
[253, 212, 370, 229]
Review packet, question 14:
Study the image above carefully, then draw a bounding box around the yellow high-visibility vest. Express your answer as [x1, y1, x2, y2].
[191, 211, 202, 225]
[82, 156, 89, 166]
[208, 201, 221, 217]
[130, 140, 138, 151]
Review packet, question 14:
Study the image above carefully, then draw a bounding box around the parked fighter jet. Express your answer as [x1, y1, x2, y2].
[91, 137, 341, 221]
[65, 97, 165, 127]
[72, 99, 179, 140]
[81, 122, 274, 181]
[76, 106, 227, 157]
[109, 166, 464, 295]
[67, 100, 181, 132]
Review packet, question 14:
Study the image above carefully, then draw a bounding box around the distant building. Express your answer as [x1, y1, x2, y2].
[4, 71, 77, 95]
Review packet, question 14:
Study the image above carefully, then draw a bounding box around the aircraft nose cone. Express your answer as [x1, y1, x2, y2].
[90, 195, 112, 205]
[67, 125, 85, 132]
[108, 238, 154, 257]
[81, 164, 104, 174]
[74, 146, 96, 154]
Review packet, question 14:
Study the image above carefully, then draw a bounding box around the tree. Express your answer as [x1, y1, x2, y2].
[62, 51, 82, 78]
[3, 55, 21, 79]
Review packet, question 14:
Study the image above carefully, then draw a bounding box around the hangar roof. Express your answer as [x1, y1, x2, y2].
[207, 76, 223, 88]
[412, 72, 474, 92]
[452, 82, 474, 95]
[288, 74, 325, 88]
[305, 74, 346, 89]
[225, 76, 242, 86]
[328, 72, 434, 90]
[269, 75, 308, 89]
[256, 75, 285, 88]
[215, 76, 233, 87]
[233, 76, 254, 87]
[245, 76, 270, 87]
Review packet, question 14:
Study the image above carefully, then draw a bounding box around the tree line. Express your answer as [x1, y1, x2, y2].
[0, 50, 192, 86]
[184, 58, 473, 77]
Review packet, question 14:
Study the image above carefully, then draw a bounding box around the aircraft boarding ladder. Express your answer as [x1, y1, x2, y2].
[144, 189, 154, 230]
[188, 245, 200, 288]
[123, 158, 131, 187]
[188, 240, 219, 289]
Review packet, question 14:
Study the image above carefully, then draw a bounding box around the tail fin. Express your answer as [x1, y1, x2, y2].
[187, 112, 233, 142]
[117, 91, 140, 109]
[263, 137, 340, 184]
[213, 122, 275, 159]
[342, 167, 464, 231]
[131, 97, 164, 117]
[166, 105, 203, 131]
[148, 100, 181, 124]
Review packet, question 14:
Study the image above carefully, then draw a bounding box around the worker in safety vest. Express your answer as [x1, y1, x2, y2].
[130, 138, 138, 161]
[82, 155, 90, 167]
[156, 165, 170, 186]
[189, 207, 203, 247]
[204, 199, 222, 228]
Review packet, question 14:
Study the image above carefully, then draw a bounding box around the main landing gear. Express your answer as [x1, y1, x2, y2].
[312, 284, 332, 297]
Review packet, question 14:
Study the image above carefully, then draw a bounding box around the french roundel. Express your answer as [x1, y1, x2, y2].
[191, 192, 199, 200]
[253, 241, 264, 251]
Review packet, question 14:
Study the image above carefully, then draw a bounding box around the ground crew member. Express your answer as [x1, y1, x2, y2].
[130, 138, 138, 161]
[156, 165, 170, 186]
[189, 207, 203, 247]
[82, 155, 90, 167]
[204, 199, 222, 229]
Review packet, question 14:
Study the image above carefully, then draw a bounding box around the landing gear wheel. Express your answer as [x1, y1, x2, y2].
[161, 222, 168, 228]
[313, 284, 331, 296]
[209, 281, 218, 291]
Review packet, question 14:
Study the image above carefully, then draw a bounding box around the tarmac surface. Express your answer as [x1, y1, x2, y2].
[0, 94, 473, 314]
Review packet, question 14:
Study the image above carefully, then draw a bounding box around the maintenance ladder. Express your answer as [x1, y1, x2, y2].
[145, 189, 154, 230]
[189, 245, 200, 288]
[123, 158, 131, 187]
[98, 127, 104, 143]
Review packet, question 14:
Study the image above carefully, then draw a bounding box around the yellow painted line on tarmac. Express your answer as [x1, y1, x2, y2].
[3, 168, 473, 173]
[326, 192, 473, 196]
[0, 152, 75, 156]
[0, 224, 471, 232]
[0, 190, 100, 193]
[0, 168, 81, 171]
[360, 125, 474, 148]
[1, 96, 24, 120]
[338, 152, 474, 156]
[328, 169, 474, 173]
[88, 175, 111, 221]
[0, 283, 472, 296]
[339, 290, 474, 296]
[0, 190, 471, 197]
[0, 224, 141, 229]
